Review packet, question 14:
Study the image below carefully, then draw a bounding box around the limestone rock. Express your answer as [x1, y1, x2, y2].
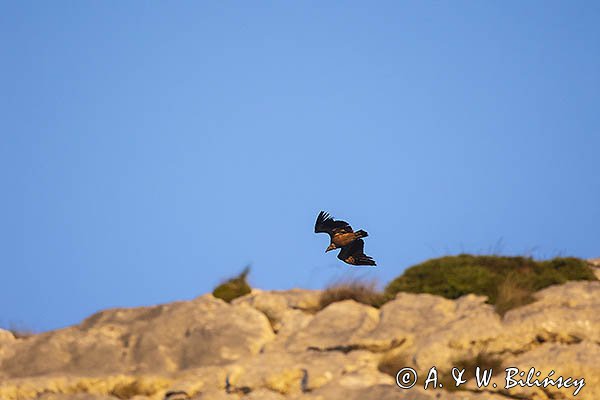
[268, 309, 313, 343]
[232, 289, 320, 332]
[0, 328, 16, 342]
[410, 294, 503, 371]
[242, 389, 286, 399]
[193, 391, 237, 400]
[361, 293, 503, 371]
[222, 350, 382, 395]
[588, 257, 600, 279]
[283, 300, 380, 352]
[0, 328, 17, 371]
[163, 366, 227, 398]
[501, 341, 599, 399]
[36, 395, 119, 400]
[2, 280, 600, 400]
[498, 281, 600, 352]
[301, 383, 511, 400]
[1, 295, 274, 378]
[0, 375, 171, 400]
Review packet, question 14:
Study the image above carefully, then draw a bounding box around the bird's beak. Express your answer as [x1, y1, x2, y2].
[325, 244, 335, 253]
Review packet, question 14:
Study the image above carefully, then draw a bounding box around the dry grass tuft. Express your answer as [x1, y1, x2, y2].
[494, 273, 534, 316]
[318, 278, 385, 311]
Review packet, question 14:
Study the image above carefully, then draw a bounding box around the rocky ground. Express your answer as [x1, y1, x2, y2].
[2, 264, 599, 400]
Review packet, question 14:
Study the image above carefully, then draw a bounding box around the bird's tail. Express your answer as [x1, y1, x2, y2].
[353, 255, 376, 266]
[355, 230, 368, 239]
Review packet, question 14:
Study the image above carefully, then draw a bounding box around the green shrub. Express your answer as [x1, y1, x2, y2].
[384, 255, 596, 314]
[212, 267, 252, 303]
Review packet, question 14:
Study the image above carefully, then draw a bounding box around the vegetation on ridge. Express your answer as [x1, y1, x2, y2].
[384, 255, 597, 315]
[212, 266, 252, 303]
[211, 255, 596, 315]
[318, 278, 386, 310]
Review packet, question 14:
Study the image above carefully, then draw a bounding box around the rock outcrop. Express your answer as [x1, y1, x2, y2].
[1, 278, 599, 399]
[1, 295, 274, 378]
[589, 258, 600, 279]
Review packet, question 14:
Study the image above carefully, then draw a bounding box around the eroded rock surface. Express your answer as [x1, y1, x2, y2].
[1, 295, 274, 378]
[1, 282, 599, 400]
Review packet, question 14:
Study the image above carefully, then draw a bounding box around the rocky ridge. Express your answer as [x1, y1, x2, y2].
[1, 272, 599, 400]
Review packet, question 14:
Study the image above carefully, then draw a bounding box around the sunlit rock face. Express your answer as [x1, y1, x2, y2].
[0, 295, 275, 378]
[1, 281, 599, 400]
[589, 257, 600, 279]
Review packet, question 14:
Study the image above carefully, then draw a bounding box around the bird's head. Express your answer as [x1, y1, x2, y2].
[325, 243, 337, 253]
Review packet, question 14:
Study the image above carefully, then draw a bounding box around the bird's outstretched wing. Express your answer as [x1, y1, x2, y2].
[337, 239, 376, 266]
[314, 211, 353, 237]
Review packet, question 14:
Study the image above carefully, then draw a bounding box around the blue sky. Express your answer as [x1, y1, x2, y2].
[2, 1, 599, 331]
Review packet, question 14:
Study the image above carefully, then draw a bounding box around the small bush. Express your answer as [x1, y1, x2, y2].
[318, 278, 385, 310]
[384, 255, 596, 315]
[212, 267, 252, 303]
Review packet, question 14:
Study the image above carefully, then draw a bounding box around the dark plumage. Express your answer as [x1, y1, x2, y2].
[337, 238, 376, 266]
[314, 211, 376, 266]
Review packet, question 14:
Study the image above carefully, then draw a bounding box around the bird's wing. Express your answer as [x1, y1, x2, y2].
[314, 211, 354, 236]
[337, 239, 376, 266]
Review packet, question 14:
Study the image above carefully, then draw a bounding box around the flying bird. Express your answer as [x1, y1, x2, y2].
[314, 211, 376, 266]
